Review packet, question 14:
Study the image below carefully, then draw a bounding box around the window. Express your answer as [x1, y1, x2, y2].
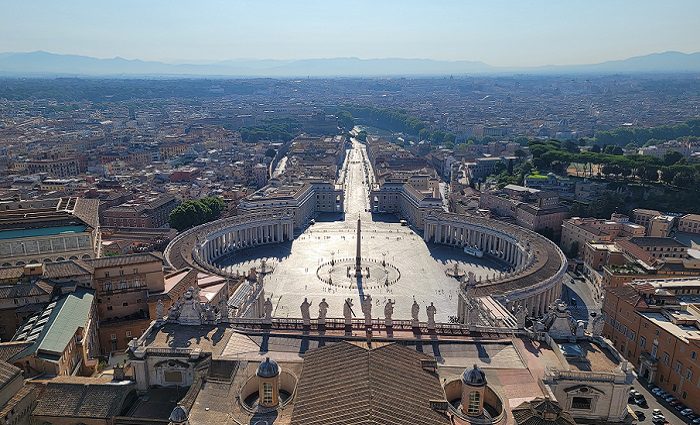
[126, 330, 132, 338]
[663, 352, 670, 365]
[572, 397, 592, 410]
[467, 391, 481, 415]
[675, 361, 683, 374]
[687, 369, 693, 380]
[262, 382, 274, 405]
[692, 351, 697, 360]
[110, 334, 117, 341]
[164, 371, 182, 383]
[640, 336, 647, 349]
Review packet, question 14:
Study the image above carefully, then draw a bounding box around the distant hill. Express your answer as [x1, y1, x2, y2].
[0, 50, 698, 77]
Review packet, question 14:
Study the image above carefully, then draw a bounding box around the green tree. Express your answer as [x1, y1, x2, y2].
[663, 150, 684, 165]
[169, 196, 226, 232]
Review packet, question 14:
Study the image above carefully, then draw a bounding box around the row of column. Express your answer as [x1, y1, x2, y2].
[507, 281, 562, 317]
[202, 221, 293, 263]
[424, 221, 525, 268]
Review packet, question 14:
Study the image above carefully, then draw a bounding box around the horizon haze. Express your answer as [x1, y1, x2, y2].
[1, 0, 700, 69]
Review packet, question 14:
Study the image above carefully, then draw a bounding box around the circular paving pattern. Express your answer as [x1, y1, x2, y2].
[316, 257, 401, 289]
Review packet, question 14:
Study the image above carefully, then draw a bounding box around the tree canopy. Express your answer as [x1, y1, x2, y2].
[169, 196, 226, 232]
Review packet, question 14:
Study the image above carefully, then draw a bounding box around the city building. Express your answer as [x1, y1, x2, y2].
[102, 194, 178, 229]
[603, 277, 700, 412]
[480, 185, 568, 239]
[560, 214, 645, 257]
[0, 197, 101, 266]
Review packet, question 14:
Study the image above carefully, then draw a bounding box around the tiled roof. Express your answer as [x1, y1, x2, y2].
[512, 397, 576, 425]
[290, 342, 451, 425]
[0, 342, 33, 362]
[607, 284, 648, 308]
[0, 360, 21, 390]
[72, 198, 100, 230]
[32, 381, 136, 419]
[0, 280, 53, 299]
[86, 251, 163, 269]
[0, 384, 35, 420]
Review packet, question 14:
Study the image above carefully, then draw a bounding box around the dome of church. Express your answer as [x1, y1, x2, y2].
[256, 357, 280, 378]
[169, 405, 188, 423]
[462, 364, 486, 386]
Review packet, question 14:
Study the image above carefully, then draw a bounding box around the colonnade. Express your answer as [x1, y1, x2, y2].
[425, 212, 567, 318]
[200, 221, 293, 263]
[424, 221, 527, 268]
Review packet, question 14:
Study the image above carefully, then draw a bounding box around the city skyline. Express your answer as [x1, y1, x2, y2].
[1, 0, 700, 67]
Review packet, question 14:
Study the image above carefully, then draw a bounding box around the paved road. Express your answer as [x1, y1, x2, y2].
[630, 380, 687, 425]
[562, 272, 601, 323]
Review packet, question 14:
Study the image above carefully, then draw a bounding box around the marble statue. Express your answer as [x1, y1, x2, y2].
[263, 297, 273, 323]
[467, 271, 477, 286]
[177, 287, 203, 326]
[426, 302, 437, 329]
[155, 299, 164, 323]
[411, 298, 420, 326]
[361, 294, 372, 326]
[384, 299, 395, 327]
[343, 298, 354, 325]
[318, 298, 329, 324]
[515, 304, 527, 328]
[591, 314, 605, 336]
[300, 298, 312, 326]
[204, 302, 216, 323]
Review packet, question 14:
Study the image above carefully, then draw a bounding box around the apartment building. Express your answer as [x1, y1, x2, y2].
[102, 194, 178, 229]
[560, 214, 645, 257]
[603, 278, 700, 412]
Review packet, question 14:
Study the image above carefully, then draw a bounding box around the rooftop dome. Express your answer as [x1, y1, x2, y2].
[256, 357, 280, 378]
[168, 405, 188, 423]
[462, 364, 486, 386]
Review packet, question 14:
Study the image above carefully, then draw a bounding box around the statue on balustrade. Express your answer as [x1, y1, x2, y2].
[426, 302, 437, 329]
[411, 298, 420, 326]
[343, 298, 354, 325]
[384, 299, 395, 327]
[263, 297, 273, 323]
[361, 294, 372, 326]
[300, 298, 312, 326]
[318, 298, 329, 324]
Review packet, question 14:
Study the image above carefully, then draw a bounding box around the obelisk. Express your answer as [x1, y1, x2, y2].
[355, 215, 362, 276]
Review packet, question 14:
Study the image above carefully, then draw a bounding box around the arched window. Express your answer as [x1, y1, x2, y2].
[262, 382, 273, 404]
[468, 391, 481, 415]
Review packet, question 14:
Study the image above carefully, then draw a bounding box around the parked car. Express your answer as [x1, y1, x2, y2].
[635, 394, 648, 407]
[692, 417, 700, 424]
[652, 415, 666, 424]
[635, 411, 646, 420]
[682, 408, 694, 416]
[652, 408, 663, 416]
[674, 403, 685, 411]
[664, 395, 677, 403]
[652, 388, 663, 396]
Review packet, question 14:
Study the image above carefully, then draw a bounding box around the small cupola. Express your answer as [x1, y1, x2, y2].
[256, 357, 281, 407]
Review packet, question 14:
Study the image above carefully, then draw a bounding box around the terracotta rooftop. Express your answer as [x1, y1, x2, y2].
[290, 341, 451, 425]
[31, 380, 136, 419]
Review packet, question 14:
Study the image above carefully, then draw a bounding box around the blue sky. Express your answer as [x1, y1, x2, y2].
[1, 0, 699, 66]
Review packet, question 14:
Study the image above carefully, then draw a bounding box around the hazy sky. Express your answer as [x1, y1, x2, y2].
[2, 0, 699, 66]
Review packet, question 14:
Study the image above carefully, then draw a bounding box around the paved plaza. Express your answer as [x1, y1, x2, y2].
[217, 141, 505, 321]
